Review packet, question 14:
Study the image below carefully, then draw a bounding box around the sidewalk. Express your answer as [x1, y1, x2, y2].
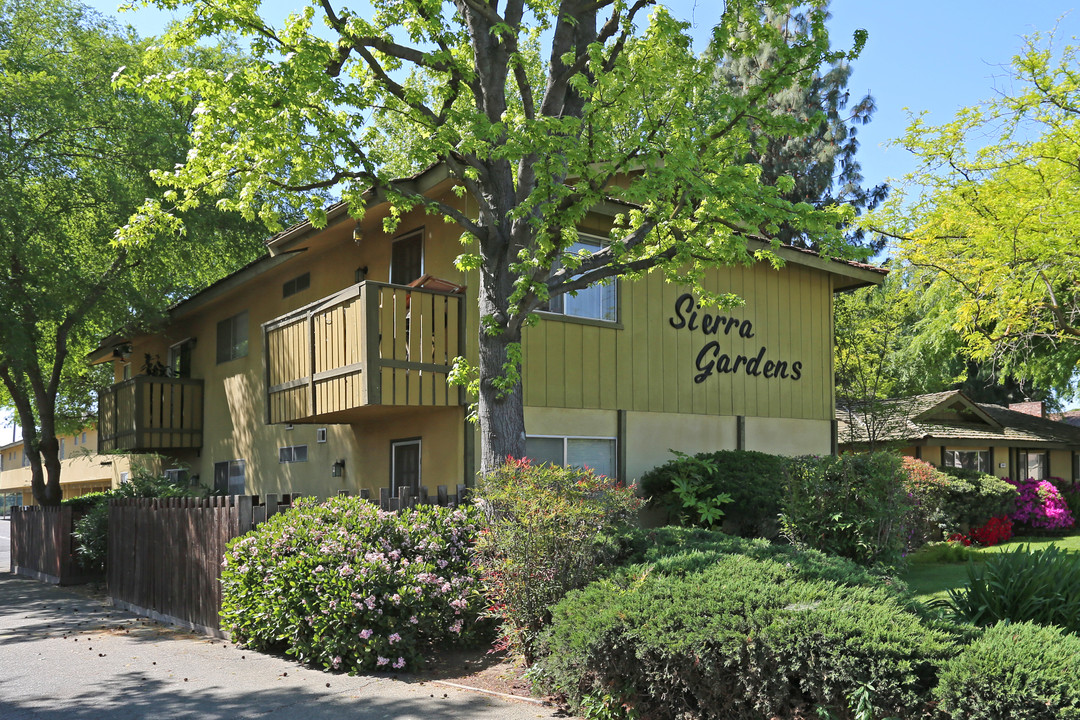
[0, 565, 563, 720]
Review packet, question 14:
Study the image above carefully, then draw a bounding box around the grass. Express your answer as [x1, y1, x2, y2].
[903, 534, 1080, 604]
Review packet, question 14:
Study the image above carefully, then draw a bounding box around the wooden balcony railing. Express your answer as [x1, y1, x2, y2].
[263, 280, 465, 424]
[98, 376, 204, 453]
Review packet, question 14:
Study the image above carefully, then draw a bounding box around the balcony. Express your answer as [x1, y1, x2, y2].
[263, 280, 465, 424]
[98, 376, 204, 453]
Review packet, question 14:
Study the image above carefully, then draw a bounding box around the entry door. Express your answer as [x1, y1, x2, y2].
[391, 439, 421, 494]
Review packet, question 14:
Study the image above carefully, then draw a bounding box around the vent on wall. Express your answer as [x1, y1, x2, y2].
[317, 428, 327, 443]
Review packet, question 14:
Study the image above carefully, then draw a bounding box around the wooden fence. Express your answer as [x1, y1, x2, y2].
[9, 506, 91, 585]
[106, 485, 468, 636]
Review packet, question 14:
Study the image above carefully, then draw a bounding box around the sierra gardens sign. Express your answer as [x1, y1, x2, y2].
[668, 293, 803, 384]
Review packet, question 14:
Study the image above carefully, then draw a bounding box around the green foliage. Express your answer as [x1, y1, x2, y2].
[69, 462, 196, 572]
[906, 541, 985, 566]
[872, 32, 1080, 395]
[533, 549, 955, 720]
[640, 449, 789, 537]
[935, 545, 1080, 633]
[221, 497, 484, 673]
[780, 452, 914, 567]
[934, 621, 1080, 720]
[935, 468, 1019, 529]
[473, 457, 642, 663]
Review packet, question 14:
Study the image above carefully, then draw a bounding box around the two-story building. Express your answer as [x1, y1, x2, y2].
[89, 166, 886, 498]
[0, 425, 135, 508]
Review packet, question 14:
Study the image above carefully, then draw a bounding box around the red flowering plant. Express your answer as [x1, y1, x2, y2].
[473, 456, 642, 664]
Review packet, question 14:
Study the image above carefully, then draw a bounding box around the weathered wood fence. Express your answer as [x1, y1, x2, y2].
[9, 506, 92, 585]
[107, 484, 469, 636]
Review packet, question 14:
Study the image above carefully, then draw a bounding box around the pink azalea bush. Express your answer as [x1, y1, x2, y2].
[1007, 477, 1075, 531]
[221, 496, 485, 673]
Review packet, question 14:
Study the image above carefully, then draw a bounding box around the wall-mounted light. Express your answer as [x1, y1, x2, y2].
[352, 226, 363, 244]
[331, 459, 346, 478]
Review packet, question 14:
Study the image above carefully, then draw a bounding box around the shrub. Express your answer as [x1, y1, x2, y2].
[69, 463, 194, 572]
[937, 467, 1018, 528]
[639, 449, 790, 537]
[1057, 479, 1080, 522]
[934, 621, 1080, 719]
[221, 496, 484, 673]
[534, 552, 955, 720]
[473, 457, 641, 663]
[780, 452, 914, 567]
[1008, 477, 1075, 531]
[901, 457, 957, 548]
[936, 545, 1080, 632]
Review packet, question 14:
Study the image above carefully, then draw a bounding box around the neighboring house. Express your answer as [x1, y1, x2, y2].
[0, 426, 135, 508]
[88, 165, 886, 499]
[838, 391, 1080, 482]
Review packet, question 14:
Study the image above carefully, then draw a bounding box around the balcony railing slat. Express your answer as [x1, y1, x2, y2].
[97, 376, 204, 453]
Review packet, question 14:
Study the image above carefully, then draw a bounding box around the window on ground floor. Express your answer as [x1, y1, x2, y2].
[525, 436, 617, 478]
[1018, 450, 1048, 481]
[213, 459, 246, 495]
[391, 438, 421, 493]
[943, 449, 990, 473]
[278, 445, 308, 463]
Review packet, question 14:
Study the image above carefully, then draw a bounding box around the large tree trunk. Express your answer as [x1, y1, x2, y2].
[24, 433, 62, 507]
[476, 265, 527, 475]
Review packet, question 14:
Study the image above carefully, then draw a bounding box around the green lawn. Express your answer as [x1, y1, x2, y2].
[903, 534, 1080, 604]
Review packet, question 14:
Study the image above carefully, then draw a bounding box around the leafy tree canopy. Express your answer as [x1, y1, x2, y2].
[125, 0, 869, 470]
[0, 0, 267, 503]
[869, 30, 1080, 398]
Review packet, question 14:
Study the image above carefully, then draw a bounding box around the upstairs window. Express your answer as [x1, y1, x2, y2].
[282, 272, 310, 298]
[546, 236, 617, 322]
[216, 311, 249, 364]
[390, 231, 424, 285]
[169, 338, 196, 378]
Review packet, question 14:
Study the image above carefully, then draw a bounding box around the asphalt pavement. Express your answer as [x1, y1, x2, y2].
[0, 560, 564, 720]
[1, 517, 10, 572]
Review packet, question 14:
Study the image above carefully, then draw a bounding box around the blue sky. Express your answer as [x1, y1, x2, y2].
[85, 0, 1080, 192]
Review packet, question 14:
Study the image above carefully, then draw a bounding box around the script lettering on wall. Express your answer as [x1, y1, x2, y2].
[668, 293, 804, 384]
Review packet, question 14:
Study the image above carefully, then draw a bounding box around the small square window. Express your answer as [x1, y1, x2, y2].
[283, 272, 311, 298]
[316, 428, 327, 443]
[545, 236, 617, 322]
[279, 445, 308, 463]
[213, 460, 245, 495]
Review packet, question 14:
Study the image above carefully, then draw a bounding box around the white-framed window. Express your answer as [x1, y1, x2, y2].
[391, 438, 422, 493]
[81, 431, 86, 444]
[546, 235, 617, 322]
[213, 459, 246, 495]
[122, 362, 132, 380]
[1019, 450, 1048, 481]
[278, 445, 308, 463]
[316, 428, 327, 443]
[390, 230, 424, 285]
[943, 449, 990, 474]
[283, 272, 311, 298]
[216, 311, 249, 364]
[120, 471, 130, 484]
[525, 435, 617, 478]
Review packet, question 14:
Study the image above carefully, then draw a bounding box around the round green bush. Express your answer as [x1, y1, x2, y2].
[221, 496, 485, 672]
[934, 621, 1080, 719]
[534, 549, 955, 719]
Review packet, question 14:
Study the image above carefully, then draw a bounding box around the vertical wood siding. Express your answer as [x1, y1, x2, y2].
[522, 262, 834, 420]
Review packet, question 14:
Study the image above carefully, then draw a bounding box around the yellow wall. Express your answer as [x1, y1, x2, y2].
[898, 445, 1078, 483]
[0, 427, 135, 506]
[110, 186, 847, 496]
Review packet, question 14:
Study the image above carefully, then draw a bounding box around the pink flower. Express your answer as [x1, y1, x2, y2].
[377, 656, 389, 666]
[388, 633, 401, 644]
[393, 657, 406, 669]
[359, 629, 373, 640]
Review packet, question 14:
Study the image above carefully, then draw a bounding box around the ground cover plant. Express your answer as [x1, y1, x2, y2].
[220, 496, 483, 673]
[934, 621, 1080, 719]
[533, 531, 955, 720]
[473, 457, 641, 663]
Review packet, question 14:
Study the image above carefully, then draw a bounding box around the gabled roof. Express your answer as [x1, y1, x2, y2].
[838, 390, 1080, 448]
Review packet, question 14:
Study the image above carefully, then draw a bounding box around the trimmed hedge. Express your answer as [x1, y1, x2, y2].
[934, 621, 1080, 719]
[534, 547, 955, 720]
[639, 449, 789, 537]
[221, 496, 485, 672]
[936, 467, 1018, 529]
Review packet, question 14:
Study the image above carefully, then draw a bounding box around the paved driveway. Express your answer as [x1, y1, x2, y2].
[1, 518, 9, 572]
[0, 570, 563, 720]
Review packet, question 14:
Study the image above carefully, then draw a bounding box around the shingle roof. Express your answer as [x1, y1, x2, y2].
[838, 391, 1080, 447]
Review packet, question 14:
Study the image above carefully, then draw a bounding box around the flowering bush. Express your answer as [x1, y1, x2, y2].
[220, 496, 485, 673]
[474, 456, 642, 663]
[901, 457, 956, 548]
[1008, 477, 1075, 531]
